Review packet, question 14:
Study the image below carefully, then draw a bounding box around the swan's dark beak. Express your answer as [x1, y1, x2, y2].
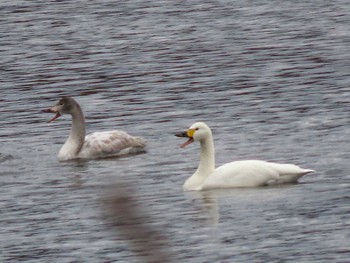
[175, 131, 188, 138]
[42, 106, 61, 123]
[175, 130, 194, 148]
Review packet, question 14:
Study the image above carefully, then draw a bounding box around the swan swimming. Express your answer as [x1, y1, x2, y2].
[176, 122, 314, 191]
[43, 96, 146, 161]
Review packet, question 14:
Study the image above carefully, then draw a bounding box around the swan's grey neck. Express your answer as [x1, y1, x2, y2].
[68, 105, 85, 152]
[197, 135, 215, 177]
[61, 105, 86, 157]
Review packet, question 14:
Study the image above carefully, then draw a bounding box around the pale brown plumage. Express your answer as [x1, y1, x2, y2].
[44, 96, 146, 161]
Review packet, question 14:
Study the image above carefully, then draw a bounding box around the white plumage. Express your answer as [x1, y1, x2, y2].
[176, 122, 314, 191]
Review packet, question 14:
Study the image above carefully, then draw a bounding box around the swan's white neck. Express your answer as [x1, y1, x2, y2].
[184, 134, 216, 190]
[197, 136, 215, 176]
[58, 106, 85, 160]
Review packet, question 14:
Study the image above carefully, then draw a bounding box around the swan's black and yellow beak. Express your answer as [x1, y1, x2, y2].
[42, 105, 61, 123]
[175, 129, 195, 148]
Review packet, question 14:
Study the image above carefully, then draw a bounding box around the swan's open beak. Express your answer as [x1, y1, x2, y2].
[175, 129, 195, 148]
[42, 106, 61, 123]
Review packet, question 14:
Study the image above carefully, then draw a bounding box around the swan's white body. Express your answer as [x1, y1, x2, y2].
[185, 160, 313, 191]
[178, 122, 314, 191]
[45, 97, 145, 161]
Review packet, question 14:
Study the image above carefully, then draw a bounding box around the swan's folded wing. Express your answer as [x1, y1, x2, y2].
[202, 160, 280, 189]
[80, 131, 145, 158]
[201, 160, 314, 189]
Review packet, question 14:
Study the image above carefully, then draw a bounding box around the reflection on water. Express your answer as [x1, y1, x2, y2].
[1, 0, 350, 262]
[0, 153, 14, 163]
[185, 191, 220, 225]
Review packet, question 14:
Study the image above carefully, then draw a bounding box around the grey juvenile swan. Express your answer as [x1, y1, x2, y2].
[43, 96, 146, 161]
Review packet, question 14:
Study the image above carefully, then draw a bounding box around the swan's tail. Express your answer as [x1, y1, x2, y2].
[132, 136, 146, 148]
[272, 164, 315, 184]
[300, 169, 315, 175]
[287, 168, 315, 183]
[128, 136, 146, 154]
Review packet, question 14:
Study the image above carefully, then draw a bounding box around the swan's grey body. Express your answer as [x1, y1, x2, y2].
[44, 97, 145, 161]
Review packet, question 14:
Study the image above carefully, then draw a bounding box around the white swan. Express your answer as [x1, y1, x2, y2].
[43, 96, 146, 161]
[176, 122, 314, 191]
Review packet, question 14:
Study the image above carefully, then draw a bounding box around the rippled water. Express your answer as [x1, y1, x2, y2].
[1, 1, 350, 262]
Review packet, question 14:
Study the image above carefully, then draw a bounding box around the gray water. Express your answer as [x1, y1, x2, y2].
[1, 1, 350, 262]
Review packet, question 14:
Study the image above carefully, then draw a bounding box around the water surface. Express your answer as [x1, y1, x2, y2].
[1, 1, 350, 262]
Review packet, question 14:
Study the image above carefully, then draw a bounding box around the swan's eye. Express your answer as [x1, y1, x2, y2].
[195, 128, 199, 131]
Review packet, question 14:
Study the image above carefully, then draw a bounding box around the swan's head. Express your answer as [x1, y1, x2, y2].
[43, 96, 78, 122]
[175, 122, 212, 148]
